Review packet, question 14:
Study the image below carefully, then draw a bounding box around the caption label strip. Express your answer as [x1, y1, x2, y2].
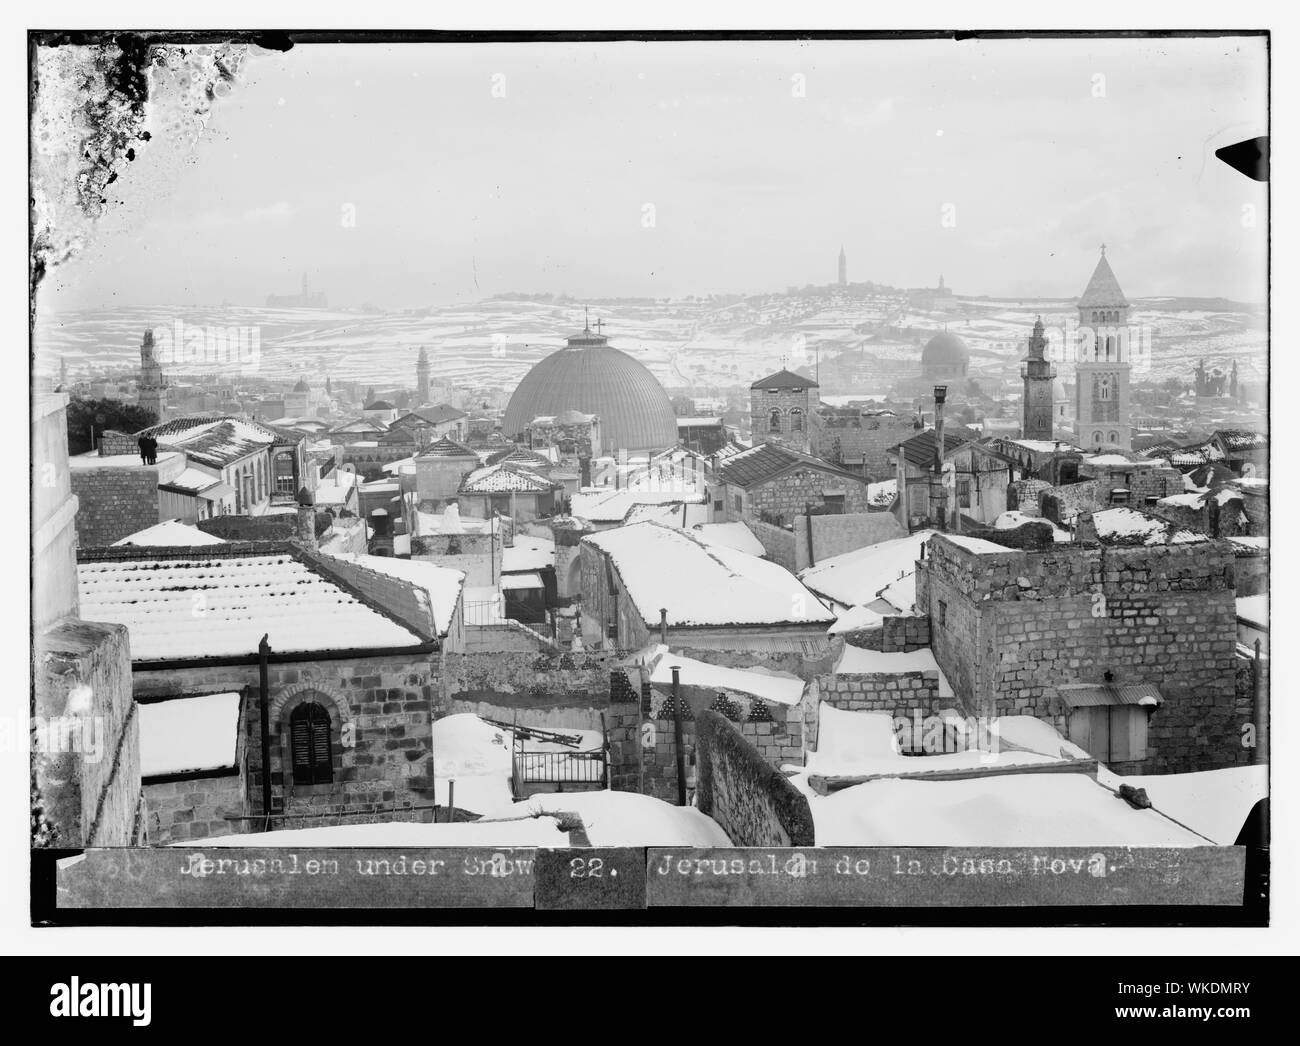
[55, 846, 1245, 910]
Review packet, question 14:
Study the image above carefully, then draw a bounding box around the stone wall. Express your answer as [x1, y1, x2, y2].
[641, 717, 697, 804]
[919, 534, 1244, 774]
[1007, 478, 1051, 515]
[745, 516, 796, 570]
[70, 463, 170, 547]
[695, 711, 815, 846]
[1041, 480, 1101, 525]
[144, 769, 247, 845]
[732, 465, 874, 528]
[818, 413, 919, 481]
[413, 532, 500, 587]
[32, 621, 139, 846]
[815, 669, 949, 720]
[1233, 549, 1268, 597]
[309, 553, 435, 638]
[132, 652, 440, 828]
[803, 511, 906, 568]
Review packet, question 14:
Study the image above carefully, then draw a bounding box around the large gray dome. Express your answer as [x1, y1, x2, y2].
[921, 331, 970, 368]
[503, 330, 677, 453]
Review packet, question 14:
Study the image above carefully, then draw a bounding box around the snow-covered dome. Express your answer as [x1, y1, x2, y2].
[503, 327, 676, 453]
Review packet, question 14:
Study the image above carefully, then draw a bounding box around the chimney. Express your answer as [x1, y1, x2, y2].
[296, 487, 318, 551]
[929, 385, 948, 531]
[579, 456, 591, 487]
[659, 608, 668, 645]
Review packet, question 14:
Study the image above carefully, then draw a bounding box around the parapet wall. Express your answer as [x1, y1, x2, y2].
[695, 711, 815, 847]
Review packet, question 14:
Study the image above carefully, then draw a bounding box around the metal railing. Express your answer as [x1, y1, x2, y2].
[514, 749, 606, 784]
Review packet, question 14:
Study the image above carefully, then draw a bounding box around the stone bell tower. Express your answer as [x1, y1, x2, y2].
[1074, 246, 1131, 451]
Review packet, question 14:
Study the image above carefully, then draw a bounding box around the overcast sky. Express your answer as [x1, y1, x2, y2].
[39, 35, 1269, 311]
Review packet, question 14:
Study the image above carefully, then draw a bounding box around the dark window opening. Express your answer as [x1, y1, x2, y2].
[290, 702, 333, 785]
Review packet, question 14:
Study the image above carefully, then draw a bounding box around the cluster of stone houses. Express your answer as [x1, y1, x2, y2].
[34, 314, 1268, 851]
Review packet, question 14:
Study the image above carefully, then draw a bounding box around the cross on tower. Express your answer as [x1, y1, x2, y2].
[594, 318, 605, 334]
[1100, 242, 1107, 256]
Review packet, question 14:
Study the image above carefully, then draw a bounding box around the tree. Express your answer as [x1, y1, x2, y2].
[65, 397, 157, 455]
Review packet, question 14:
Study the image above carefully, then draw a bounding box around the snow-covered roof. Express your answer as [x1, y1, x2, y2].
[502, 534, 555, 573]
[77, 549, 428, 660]
[690, 521, 765, 557]
[145, 417, 286, 469]
[646, 646, 805, 705]
[138, 692, 241, 778]
[113, 520, 226, 547]
[827, 605, 886, 635]
[570, 485, 706, 524]
[584, 522, 833, 628]
[798, 531, 932, 610]
[1093, 765, 1267, 845]
[501, 572, 544, 590]
[160, 467, 226, 495]
[803, 706, 1086, 780]
[943, 534, 1015, 555]
[1091, 507, 1206, 546]
[69, 450, 182, 470]
[1006, 439, 1080, 454]
[327, 553, 466, 638]
[833, 646, 953, 696]
[794, 772, 1206, 847]
[314, 474, 358, 506]
[992, 511, 1072, 541]
[1236, 594, 1268, 629]
[460, 462, 553, 494]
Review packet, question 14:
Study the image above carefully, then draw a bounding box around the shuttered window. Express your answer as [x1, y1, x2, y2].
[290, 702, 333, 785]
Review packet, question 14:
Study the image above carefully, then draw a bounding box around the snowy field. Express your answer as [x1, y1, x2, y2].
[35, 290, 1266, 394]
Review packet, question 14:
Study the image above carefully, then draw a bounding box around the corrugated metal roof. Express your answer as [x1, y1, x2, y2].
[1058, 683, 1163, 708]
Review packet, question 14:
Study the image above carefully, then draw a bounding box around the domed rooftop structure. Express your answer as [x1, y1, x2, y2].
[293, 377, 311, 393]
[921, 331, 970, 368]
[503, 326, 677, 453]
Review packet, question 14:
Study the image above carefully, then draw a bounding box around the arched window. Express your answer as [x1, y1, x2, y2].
[1109, 432, 1118, 444]
[290, 702, 333, 785]
[1093, 431, 1103, 445]
[1099, 377, 1111, 401]
[790, 408, 804, 432]
[768, 408, 782, 433]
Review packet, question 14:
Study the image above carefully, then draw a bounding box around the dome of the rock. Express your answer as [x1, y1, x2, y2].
[503, 328, 677, 453]
[921, 331, 970, 369]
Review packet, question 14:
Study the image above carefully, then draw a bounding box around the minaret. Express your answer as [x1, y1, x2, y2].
[416, 346, 430, 405]
[1074, 246, 1131, 451]
[1021, 316, 1056, 441]
[138, 329, 165, 421]
[1230, 360, 1239, 400]
[837, 245, 847, 286]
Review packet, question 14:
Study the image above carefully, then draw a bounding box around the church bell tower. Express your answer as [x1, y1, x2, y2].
[1074, 246, 1132, 451]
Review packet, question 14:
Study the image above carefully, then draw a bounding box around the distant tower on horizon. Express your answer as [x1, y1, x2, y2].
[838, 245, 847, 286]
[416, 346, 431, 404]
[1021, 316, 1056, 441]
[1074, 245, 1132, 451]
[138, 329, 165, 421]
